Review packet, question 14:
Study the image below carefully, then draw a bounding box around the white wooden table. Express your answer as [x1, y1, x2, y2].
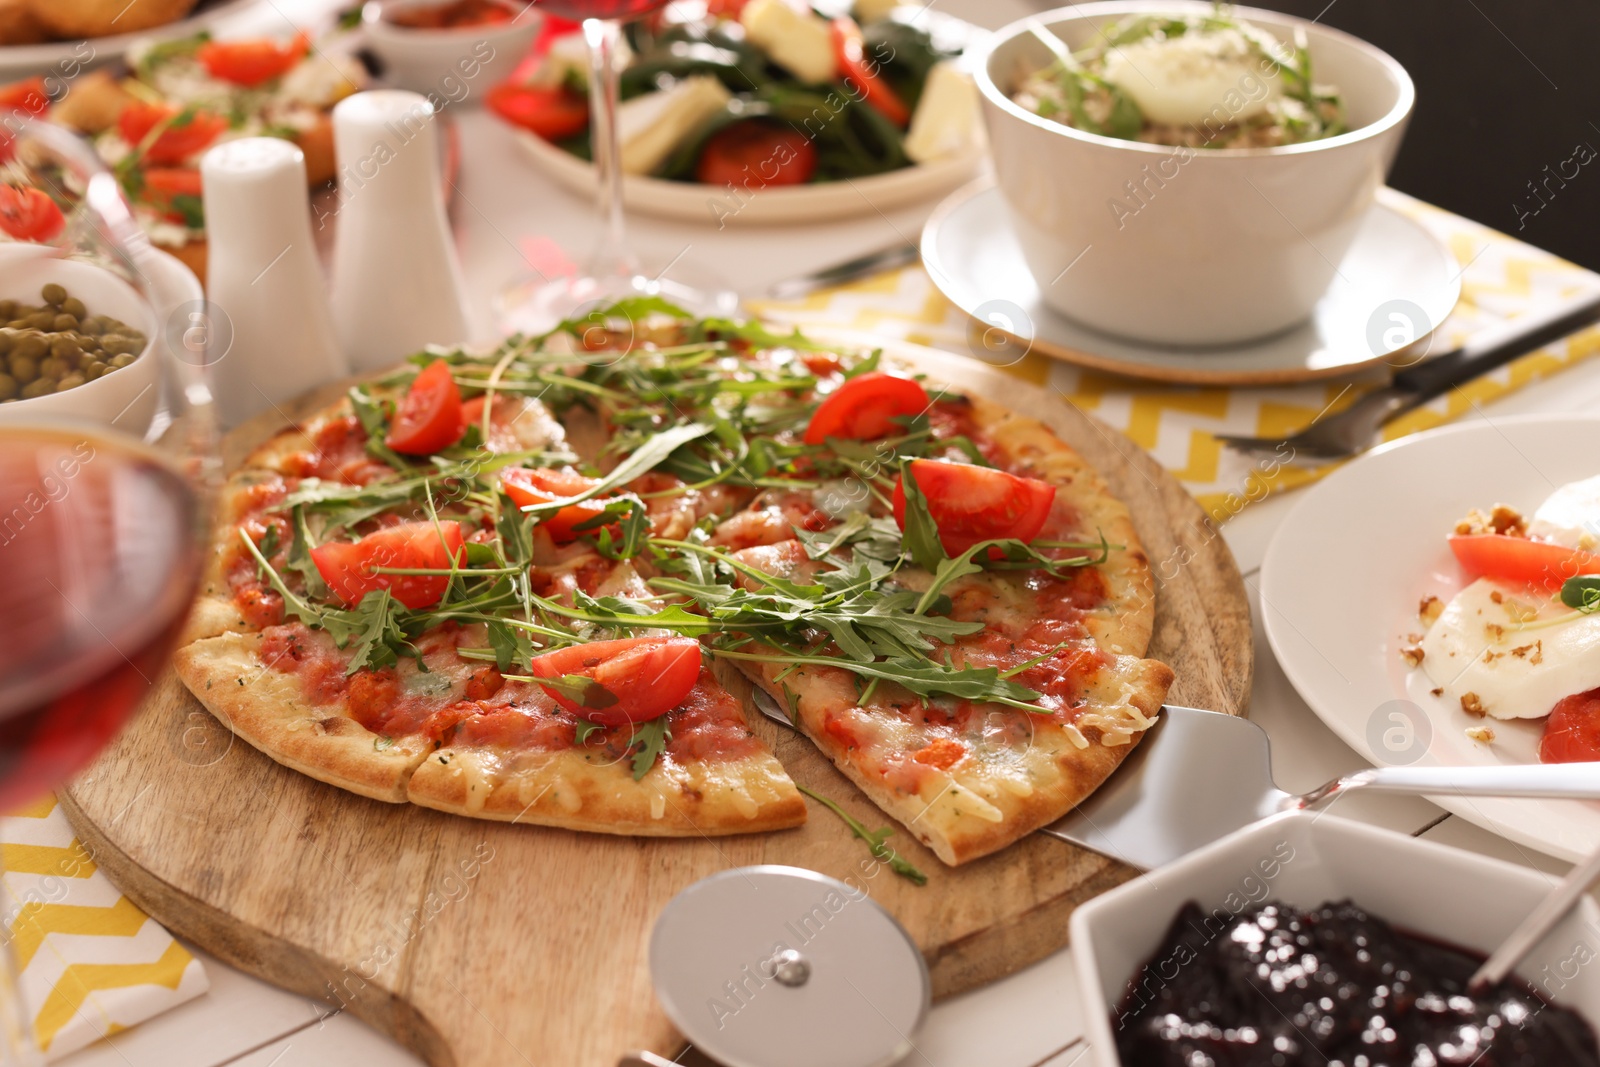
[57, 0, 1600, 1063]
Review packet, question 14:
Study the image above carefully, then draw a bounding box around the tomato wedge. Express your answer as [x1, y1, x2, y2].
[830, 16, 910, 127]
[386, 359, 465, 455]
[142, 167, 204, 223]
[0, 186, 64, 242]
[694, 120, 818, 189]
[0, 76, 48, 116]
[529, 636, 702, 726]
[117, 101, 229, 166]
[198, 33, 309, 87]
[500, 467, 629, 542]
[310, 521, 466, 610]
[1541, 687, 1600, 763]
[892, 458, 1057, 557]
[804, 371, 930, 445]
[486, 83, 589, 141]
[1448, 534, 1600, 589]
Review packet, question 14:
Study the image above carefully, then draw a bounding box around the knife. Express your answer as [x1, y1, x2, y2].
[767, 242, 920, 300]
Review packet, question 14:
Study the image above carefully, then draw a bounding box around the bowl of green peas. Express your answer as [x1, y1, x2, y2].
[0, 250, 161, 432]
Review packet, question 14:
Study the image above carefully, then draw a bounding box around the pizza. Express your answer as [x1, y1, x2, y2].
[39, 29, 365, 279]
[173, 305, 1173, 865]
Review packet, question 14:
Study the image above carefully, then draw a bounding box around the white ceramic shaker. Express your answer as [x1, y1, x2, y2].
[201, 137, 348, 428]
[329, 90, 471, 372]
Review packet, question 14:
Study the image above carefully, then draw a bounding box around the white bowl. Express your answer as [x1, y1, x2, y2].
[0, 247, 164, 432]
[1070, 811, 1600, 1067]
[975, 2, 1414, 346]
[362, 0, 542, 101]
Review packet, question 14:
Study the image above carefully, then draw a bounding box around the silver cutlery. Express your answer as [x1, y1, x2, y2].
[1470, 841, 1600, 991]
[750, 692, 1600, 871]
[767, 242, 920, 300]
[1217, 289, 1600, 460]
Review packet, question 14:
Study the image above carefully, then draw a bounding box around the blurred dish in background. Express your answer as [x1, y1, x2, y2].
[361, 0, 541, 97]
[497, 4, 986, 224]
[0, 0, 259, 78]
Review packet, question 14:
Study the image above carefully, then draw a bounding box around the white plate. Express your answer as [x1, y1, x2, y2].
[514, 129, 983, 226]
[1260, 414, 1600, 862]
[921, 179, 1462, 385]
[0, 0, 259, 80]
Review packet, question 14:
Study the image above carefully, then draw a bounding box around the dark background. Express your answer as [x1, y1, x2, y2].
[1244, 0, 1600, 269]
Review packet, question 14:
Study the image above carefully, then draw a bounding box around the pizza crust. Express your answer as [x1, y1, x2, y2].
[173, 632, 433, 803]
[407, 744, 806, 836]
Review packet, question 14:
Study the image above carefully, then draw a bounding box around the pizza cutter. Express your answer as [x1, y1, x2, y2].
[643, 865, 930, 1067]
[748, 692, 1600, 871]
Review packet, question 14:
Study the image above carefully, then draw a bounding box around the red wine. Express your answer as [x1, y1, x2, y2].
[0, 427, 203, 813]
[536, 0, 671, 20]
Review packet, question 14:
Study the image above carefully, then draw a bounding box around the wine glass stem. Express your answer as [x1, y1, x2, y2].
[583, 17, 637, 280]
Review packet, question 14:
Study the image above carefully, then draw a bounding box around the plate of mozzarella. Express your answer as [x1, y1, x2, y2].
[1261, 414, 1600, 862]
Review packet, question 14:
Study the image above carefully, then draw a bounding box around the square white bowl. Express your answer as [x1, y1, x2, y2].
[1070, 810, 1600, 1067]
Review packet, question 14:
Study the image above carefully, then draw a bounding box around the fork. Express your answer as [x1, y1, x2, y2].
[1215, 289, 1600, 461]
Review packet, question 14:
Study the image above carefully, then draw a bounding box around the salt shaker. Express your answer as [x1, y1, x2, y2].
[329, 90, 471, 372]
[201, 137, 348, 428]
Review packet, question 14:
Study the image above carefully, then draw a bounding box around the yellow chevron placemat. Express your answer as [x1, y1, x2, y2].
[752, 188, 1600, 521]
[0, 795, 207, 1060]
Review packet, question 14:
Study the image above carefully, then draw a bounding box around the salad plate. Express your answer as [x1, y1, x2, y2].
[921, 179, 1461, 385]
[514, 128, 983, 226]
[0, 0, 259, 80]
[1260, 414, 1600, 862]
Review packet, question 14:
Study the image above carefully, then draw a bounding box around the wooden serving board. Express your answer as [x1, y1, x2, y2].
[60, 340, 1252, 1067]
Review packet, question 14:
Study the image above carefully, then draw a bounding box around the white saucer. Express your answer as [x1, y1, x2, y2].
[1260, 414, 1600, 863]
[921, 180, 1461, 385]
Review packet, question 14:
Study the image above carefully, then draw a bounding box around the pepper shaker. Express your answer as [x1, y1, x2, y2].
[329, 90, 471, 372]
[201, 137, 348, 428]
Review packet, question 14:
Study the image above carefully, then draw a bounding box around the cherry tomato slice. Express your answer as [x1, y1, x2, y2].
[1541, 687, 1600, 763]
[198, 33, 309, 87]
[1448, 534, 1600, 589]
[0, 77, 49, 116]
[486, 84, 589, 142]
[141, 167, 204, 223]
[804, 371, 930, 445]
[830, 16, 910, 127]
[0, 186, 64, 242]
[892, 458, 1057, 557]
[386, 359, 465, 455]
[528, 636, 702, 726]
[694, 120, 818, 188]
[310, 521, 466, 610]
[500, 467, 626, 542]
[117, 101, 229, 166]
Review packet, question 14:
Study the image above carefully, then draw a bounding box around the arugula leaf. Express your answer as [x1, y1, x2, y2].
[579, 497, 651, 561]
[629, 717, 671, 780]
[895, 459, 947, 571]
[797, 784, 927, 886]
[550, 296, 691, 340]
[343, 590, 414, 675]
[485, 618, 532, 672]
[573, 720, 604, 744]
[347, 386, 411, 471]
[536, 674, 620, 710]
[256, 522, 280, 560]
[514, 422, 714, 517]
[1561, 575, 1600, 613]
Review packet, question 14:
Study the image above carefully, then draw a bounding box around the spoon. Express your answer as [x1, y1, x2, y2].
[1470, 842, 1600, 992]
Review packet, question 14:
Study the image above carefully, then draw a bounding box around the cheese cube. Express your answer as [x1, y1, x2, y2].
[617, 75, 733, 175]
[741, 0, 837, 85]
[904, 59, 982, 164]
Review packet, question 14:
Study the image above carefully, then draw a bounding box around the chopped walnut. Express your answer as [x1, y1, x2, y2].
[1454, 504, 1528, 537]
[1465, 726, 1496, 744]
[1430, 687, 1444, 697]
[1419, 595, 1444, 625]
[1400, 644, 1426, 667]
[1460, 692, 1487, 717]
[1490, 590, 1504, 604]
[1485, 623, 1506, 641]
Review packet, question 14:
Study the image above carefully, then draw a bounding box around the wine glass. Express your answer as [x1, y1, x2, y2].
[0, 114, 217, 1063]
[499, 0, 736, 333]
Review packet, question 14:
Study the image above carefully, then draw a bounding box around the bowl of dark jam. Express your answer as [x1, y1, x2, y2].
[1070, 811, 1600, 1067]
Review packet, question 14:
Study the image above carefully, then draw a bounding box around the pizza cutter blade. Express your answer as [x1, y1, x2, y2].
[648, 865, 930, 1067]
[747, 693, 1600, 871]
